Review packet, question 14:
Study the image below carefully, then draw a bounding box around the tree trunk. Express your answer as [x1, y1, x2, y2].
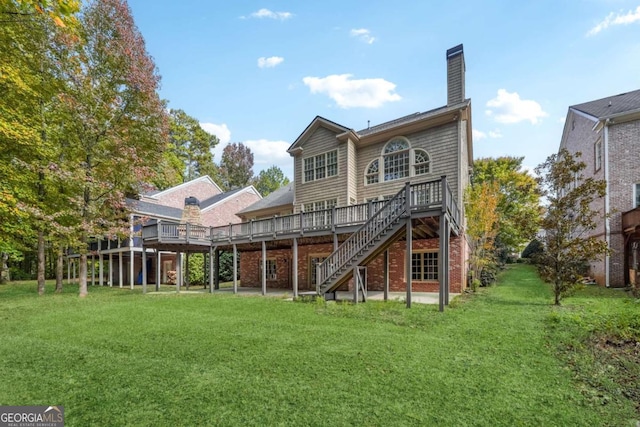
[55, 244, 64, 293]
[554, 281, 561, 305]
[37, 231, 45, 295]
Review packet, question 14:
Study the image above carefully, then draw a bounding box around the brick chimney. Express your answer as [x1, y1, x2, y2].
[181, 196, 202, 225]
[446, 44, 465, 106]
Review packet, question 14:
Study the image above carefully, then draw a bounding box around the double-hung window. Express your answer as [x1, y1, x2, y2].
[303, 150, 338, 182]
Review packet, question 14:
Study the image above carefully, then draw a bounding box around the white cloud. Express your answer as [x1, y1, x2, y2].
[472, 129, 487, 140]
[485, 89, 548, 124]
[473, 129, 502, 140]
[247, 8, 293, 20]
[558, 116, 566, 124]
[302, 74, 401, 108]
[200, 122, 231, 145]
[244, 139, 293, 178]
[587, 6, 640, 36]
[257, 56, 284, 68]
[350, 28, 376, 44]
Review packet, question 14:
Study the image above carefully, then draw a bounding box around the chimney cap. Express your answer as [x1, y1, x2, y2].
[446, 44, 464, 59]
[184, 196, 200, 206]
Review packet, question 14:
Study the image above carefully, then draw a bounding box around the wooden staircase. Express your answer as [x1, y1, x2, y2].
[316, 185, 410, 296]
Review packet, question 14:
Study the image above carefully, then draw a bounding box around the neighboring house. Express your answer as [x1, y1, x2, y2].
[559, 88, 640, 287]
[78, 175, 261, 288]
[143, 44, 473, 307]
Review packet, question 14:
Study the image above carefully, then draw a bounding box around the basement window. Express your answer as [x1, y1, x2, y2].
[411, 251, 438, 281]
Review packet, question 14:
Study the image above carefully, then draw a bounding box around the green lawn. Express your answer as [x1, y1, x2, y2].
[0, 265, 638, 426]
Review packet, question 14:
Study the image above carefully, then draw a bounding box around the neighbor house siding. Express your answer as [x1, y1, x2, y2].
[294, 126, 346, 212]
[607, 120, 640, 286]
[357, 122, 459, 202]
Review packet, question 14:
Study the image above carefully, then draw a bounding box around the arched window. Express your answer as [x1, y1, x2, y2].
[414, 149, 430, 175]
[383, 137, 410, 181]
[366, 159, 379, 184]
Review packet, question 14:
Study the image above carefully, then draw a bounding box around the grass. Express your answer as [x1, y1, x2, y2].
[0, 265, 638, 426]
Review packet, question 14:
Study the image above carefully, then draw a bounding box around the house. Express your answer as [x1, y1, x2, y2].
[559, 88, 640, 287]
[142, 44, 473, 309]
[79, 175, 261, 288]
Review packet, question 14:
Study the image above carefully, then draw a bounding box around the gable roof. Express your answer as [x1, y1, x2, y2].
[571, 89, 640, 119]
[287, 116, 350, 153]
[200, 186, 261, 212]
[144, 175, 222, 200]
[237, 183, 294, 215]
[126, 198, 183, 220]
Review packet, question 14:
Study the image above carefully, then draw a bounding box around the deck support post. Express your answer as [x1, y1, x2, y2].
[156, 251, 161, 292]
[99, 253, 103, 286]
[439, 175, 448, 312]
[353, 266, 359, 304]
[233, 244, 238, 294]
[261, 241, 267, 296]
[67, 259, 70, 284]
[129, 248, 134, 290]
[405, 217, 412, 308]
[142, 247, 147, 294]
[185, 252, 190, 290]
[176, 252, 182, 293]
[292, 238, 298, 298]
[91, 255, 95, 286]
[108, 253, 113, 287]
[209, 246, 215, 293]
[333, 233, 338, 251]
[119, 251, 123, 288]
[384, 249, 389, 301]
[214, 249, 220, 290]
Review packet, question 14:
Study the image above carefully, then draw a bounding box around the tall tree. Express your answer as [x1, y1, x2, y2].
[168, 109, 219, 182]
[54, 0, 168, 297]
[252, 165, 290, 197]
[535, 149, 608, 305]
[0, 0, 78, 293]
[219, 142, 254, 190]
[465, 180, 500, 289]
[473, 157, 541, 256]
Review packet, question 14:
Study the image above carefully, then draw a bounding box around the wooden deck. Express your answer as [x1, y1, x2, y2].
[141, 178, 460, 250]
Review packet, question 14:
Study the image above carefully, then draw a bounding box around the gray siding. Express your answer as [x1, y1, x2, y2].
[357, 122, 460, 202]
[293, 126, 346, 212]
[347, 139, 357, 203]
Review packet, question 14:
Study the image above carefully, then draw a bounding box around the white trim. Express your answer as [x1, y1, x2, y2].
[569, 107, 599, 122]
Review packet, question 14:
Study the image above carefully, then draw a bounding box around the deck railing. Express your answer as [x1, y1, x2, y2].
[142, 177, 460, 246]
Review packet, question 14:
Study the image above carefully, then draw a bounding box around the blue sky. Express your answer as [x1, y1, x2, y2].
[127, 0, 640, 179]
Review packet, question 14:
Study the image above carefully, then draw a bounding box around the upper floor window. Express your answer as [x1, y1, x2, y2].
[635, 183, 640, 208]
[365, 137, 432, 185]
[594, 139, 602, 172]
[366, 160, 379, 184]
[384, 138, 410, 181]
[414, 149, 430, 175]
[304, 150, 338, 183]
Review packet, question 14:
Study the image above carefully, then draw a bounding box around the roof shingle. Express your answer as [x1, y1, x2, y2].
[571, 89, 640, 119]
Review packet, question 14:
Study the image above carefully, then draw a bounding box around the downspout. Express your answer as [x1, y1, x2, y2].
[604, 120, 610, 287]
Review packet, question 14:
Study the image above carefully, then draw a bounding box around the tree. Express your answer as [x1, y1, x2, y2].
[473, 157, 542, 257]
[168, 109, 219, 183]
[218, 142, 254, 190]
[0, 0, 78, 293]
[535, 149, 609, 305]
[252, 165, 290, 197]
[465, 181, 500, 290]
[54, 0, 168, 297]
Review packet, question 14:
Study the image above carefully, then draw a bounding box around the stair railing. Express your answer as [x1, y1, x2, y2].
[316, 183, 409, 293]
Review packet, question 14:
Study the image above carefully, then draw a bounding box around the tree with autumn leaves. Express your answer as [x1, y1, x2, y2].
[465, 157, 541, 288]
[1, 0, 168, 296]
